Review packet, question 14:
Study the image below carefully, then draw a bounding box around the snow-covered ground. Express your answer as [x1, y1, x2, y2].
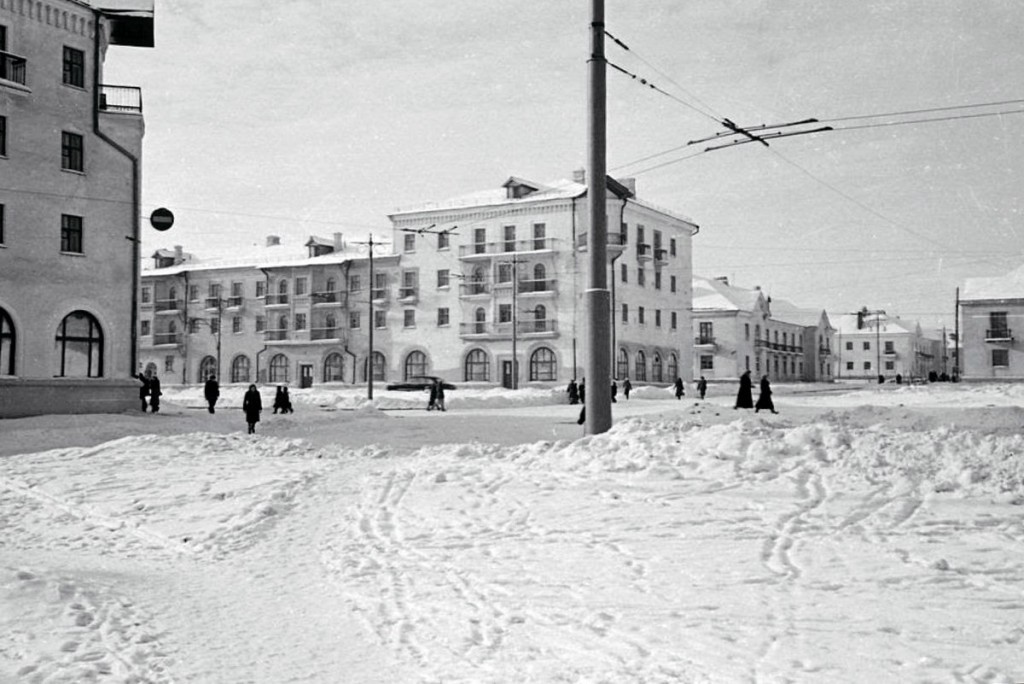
[2, 381, 1024, 683]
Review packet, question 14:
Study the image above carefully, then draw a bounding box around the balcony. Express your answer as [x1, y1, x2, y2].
[654, 248, 669, 266]
[152, 332, 178, 346]
[0, 50, 27, 87]
[153, 298, 182, 313]
[459, 319, 558, 339]
[312, 291, 346, 306]
[397, 286, 419, 304]
[264, 329, 289, 341]
[518, 278, 556, 295]
[225, 296, 244, 309]
[99, 85, 142, 113]
[636, 243, 653, 262]
[883, 348, 898, 356]
[519, 319, 558, 335]
[986, 328, 1013, 342]
[265, 294, 289, 306]
[819, 345, 832, 356]
[310, 327, 341, 341]
[694, 336, 716, 347]
[371, 287, 390, 303]
[575, 231, 626, 255]
[458, 237, 558, 258]
[459, 282, 491, 297]
[204, 297, 222, 310]
[755, 339, 768, 349]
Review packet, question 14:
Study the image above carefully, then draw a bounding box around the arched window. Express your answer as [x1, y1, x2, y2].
[533, 263, 546, 291]
[474, 307, 486, 334]
[634, 350, 647, 382]
[667, 353, 678, 381]
[168, 286, 177, 301]
[529, 347, 557, 381]
[323, 352, 344, 382]
[278, 279, 288, 295]
[325, 314, 337, 331]
[404, 350, 428, 379]
[231, 355, 251, 383]
[471, 266, 486, 295]
[326, 277, 336, 293]
[364, 351, 386, 381]
[616, 347, 629, 379]
[755, 324, 761, 340]
[269, 353, 289, 383]
[199, 355, 217, 382]
[651, 352, 663, 383]
[464, 348, 490, 381]
[55, 311, 103, 377]
[534, 304, 547, 332]
[0, 307, 15, 376]
[278, 314, 288, 330]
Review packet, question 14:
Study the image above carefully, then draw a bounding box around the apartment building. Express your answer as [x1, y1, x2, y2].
[960, 264, 1024, 380]
[0, 0, 153, 417]
[832, 308, 942, 381]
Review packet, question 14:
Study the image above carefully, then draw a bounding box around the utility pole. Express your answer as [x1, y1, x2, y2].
[511, 255, 519, 390]
[585, 0, 612, 434]
[353, 233, 390, 400]
[954, 287, 960, 380]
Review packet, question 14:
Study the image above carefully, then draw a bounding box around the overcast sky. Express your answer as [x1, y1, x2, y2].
[106, 0, 1024, 330]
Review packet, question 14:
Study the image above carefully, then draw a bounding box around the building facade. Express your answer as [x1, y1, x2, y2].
[960, 265, 1024, 380]
[832, 309, 943, 381]
[140, 174, 699, 390]
[0, 0, 153, 417]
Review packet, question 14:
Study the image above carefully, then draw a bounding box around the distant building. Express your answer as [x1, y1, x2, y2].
[690, 277, 832, 382]
[832, 308, 942, 381]
[960, 265, 1024, 380]
[141, 173, 699, 389]
[0, 0, 154, 417]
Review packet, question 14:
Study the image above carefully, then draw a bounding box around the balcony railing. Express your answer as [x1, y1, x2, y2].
[99, 85, 142, 113]
[459, 282, 491, 296]
[694, 336, 715, 346]
[654, 248, 669, 264]
[371, 287, 389, 302]
[153, 298, 181, 313]
[986, 328, 1013, 341]
[312, 291, 345, 305]
[152, 332, 178, 345]
[458, 319, 559, 337]
[265, 294, 289, 306]
[225, 296, 244, 308]
[636, 243, 652, 261]
[264, 329, 289, 341]
[520, 319, 558, 334]
[458, 237, 558, 257]
[575, 232, 627, 251]
[819, 345, 832, 356]
[518, 278, 556, 294]
[398, 286, 419, 301]
[310, 327, 340, 341]
[0, 50, 27, 86]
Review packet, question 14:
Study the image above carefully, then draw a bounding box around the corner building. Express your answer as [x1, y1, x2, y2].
[0, 0, 153, 417]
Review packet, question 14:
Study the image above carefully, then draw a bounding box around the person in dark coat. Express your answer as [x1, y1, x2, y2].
[243, 384, 262, 434]
[623, 378, 631, 400]
[755, 374, 778, 414]
[567, 379, 579, 405]
[611, 380, 618, 403]
[204, 375, 220, 414]
[427, 382, 438, 411]
[697, 376, 708, 400]
[578, 379, 585, 404]
[435, 381, 446, 412]
[734, 370, 754, 409]
[674, 377, 685, 400]
[273, 386, 288, 414]
[280, 387, 294, 413]
[148, 375, 162, 413]
[135, 373, 151, 412]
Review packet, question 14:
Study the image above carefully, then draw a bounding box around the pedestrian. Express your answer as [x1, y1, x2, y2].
[427, 382, 438, 411]
[623, 378, 631, 400]
[734, 370, 754, 409]
[611, 380, 618, 403]
[273, 386, 287, 414]
[697, 375, 708, 400]
[577, 405, 586, 425]
[204, 374, 220, 414]
[148, 374, 162, 413]
[243, 384, 262, 434]
[567, 379, 579, 405]
[755, 374, 778, 414]
[435, 380, 446, 412]
[674, 377, 685, 400]
[578, 379, 585, 404]
[280, 386, 294, 413]
[135, 373, 150, 412]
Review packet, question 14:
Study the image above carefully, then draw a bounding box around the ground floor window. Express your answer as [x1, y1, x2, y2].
[651, 353, 663, 382]
[616, 348, 629, 379]
[0, 306, 14, 375]
[55, 310, 103, 377]
[404, 350, 427, 379]
[992, 349, 1009, 367]
[364, 351, 386, 381]
[700, 355, 713, 370]
[270, 353, 289, 383]
[199, 355, 217, 382]
[634, 351, 647, 382]
[464, 348, 490, 381]
[667, 353, 678, 380]
[231, 355, 251, 383]
[529, 347, 557, 381]
[324, 352, 344, 382]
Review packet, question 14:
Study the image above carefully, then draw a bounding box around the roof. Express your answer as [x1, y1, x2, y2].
[769, 299, 830, 329]
[831, 313, 920, 336]
[962, 263, 1024, 302]
[142, 235, 363, 276]
[692, 276, 766, 313]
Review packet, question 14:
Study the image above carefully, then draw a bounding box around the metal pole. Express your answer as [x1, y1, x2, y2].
[954, 287, 960, 380]
[511, 256, 519, 390]
[584, 0, 612, 434]
[367, 235, 375, 401]
[876, 313, 881, 379]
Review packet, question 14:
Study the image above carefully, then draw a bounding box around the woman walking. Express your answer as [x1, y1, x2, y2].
[734, 370, 754, 409]
[243, 384, 263, 434]
[755, 374, 778, 414]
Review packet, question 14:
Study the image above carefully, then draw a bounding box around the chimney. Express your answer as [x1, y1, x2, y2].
[857, 310, 865, 329]
[619, 177, 636, 195]
[173, 245, 183, 264]
[573, 168, 586, 184]
[266, 235, 281, 247]
[714, 276, 729, 286]
[333, 232, 344, 251]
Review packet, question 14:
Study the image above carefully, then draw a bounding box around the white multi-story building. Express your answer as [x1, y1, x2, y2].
[832, 309, 942, 381]
[690, 276, 833, 382]
[960, 264, 1024, 380]
[0, 0, 153, 417]
[140, 173, 699, 390]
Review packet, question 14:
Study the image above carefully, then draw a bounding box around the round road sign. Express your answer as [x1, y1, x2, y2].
[150, 208, 175, 231]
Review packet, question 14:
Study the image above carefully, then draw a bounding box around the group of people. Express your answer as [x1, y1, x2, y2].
[734, 370, 778, 414]
[135, 373, 163, 413]
[240, 384, 292, 434]
[426, 378, 447, 411]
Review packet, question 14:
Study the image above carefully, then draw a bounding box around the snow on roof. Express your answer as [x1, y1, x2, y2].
[962, 263, 1024, 302]
[831, 313, 919, 336]
[143, 235, 364, 276]
[769, 299, 829, 328]
[692, 276, 765, 312]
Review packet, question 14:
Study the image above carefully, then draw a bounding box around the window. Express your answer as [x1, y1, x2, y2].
[652, 353, 663, 382]
[232, 317, 242, 333]
[349, 311, 361, 329]
[503, 225, 516, 252]
[621, 263, 628, 283]
[210, 317, 220, 334]
[188, 318, 200, 334]
[699, 322, 713, 343]
[63, 46, 85, 87]
[404, 351, 427, 379]
[846, 361, 854, 370]
[473, 228, 486, 254]
[256, 281, 266, 298]
[670, 238, 677, 257]
[230, 282, 243, 299]
[655, 310, 662, 327]
[404, 233, 416, 252]
[700, 355, 713, 370]
[295, 278, 307, 296]
[61, 131, 84, 172]
[993, 349, 1009, 367]
[529, 347, 557, 381]
[654, 271, 662, 290]
[198, 356, 217, 382]
[374, 310, 386, 328]
[497, 263, 512, 284]
[366, 351, 386, 381]
[622, 303, 628, 324]
[188, 285, 199, 302]
[349, 274, 361, 292]
[464, 348, 490, 381]
[437, 308, 449, 326]
[745, 323, 750, 340]
[437, 232, 450, 250]
[533, 223, 546, 250]
[163, 355, 174, 373]
[864, 361, 872, 370]
[437, 269, 450, 288]
[671, 312, 677, 330]
[0, 115, 6, 157]
[0, 306, 15, 375]
[295, 313, 306, 330]
[231, 355, 251, 383]
[620, 222, 628, 245]
[533, 304, 547, 332]
[324, 352, 344, 382]
[55, 311, 102, 377]
[60, 214, 83, 253]
[670, 275, 676, 293]
[617, 348, 629, 379]
[638, 306, 645, 325]
[474, 307, 486, 334]
[141, 287, 151, 304]
[269, 354, 289, 383]
[884, 340, 894, 353]
[637, 268, 645, 287]
[667, 354, 678, 380]
[863, 342, 870, 351]
[634, 350, 647, 382]
[255, 315, 265, 333]
[498, 304, 512, 324]
[404, 310, 415, 328]
[989, 312, 1009, 337]
[885, 361, 894, 370]
[140, 319, 150, 336]
[845, 341, 853, 351]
